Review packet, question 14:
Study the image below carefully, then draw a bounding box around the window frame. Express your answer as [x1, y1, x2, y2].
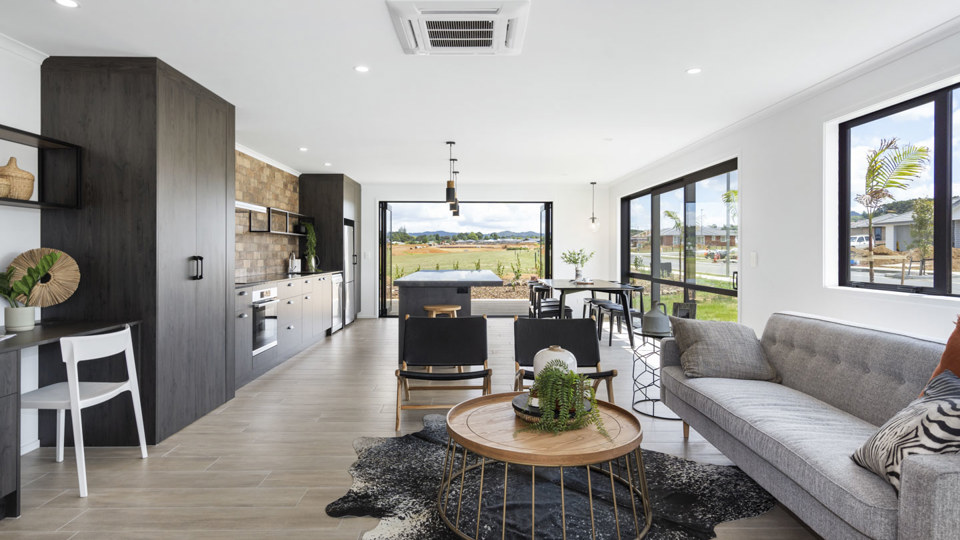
[620, 158, 739, 307]
[837, 83, 957, 296]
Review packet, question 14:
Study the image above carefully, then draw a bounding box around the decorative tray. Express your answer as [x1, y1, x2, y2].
[511, 393, 592, 424]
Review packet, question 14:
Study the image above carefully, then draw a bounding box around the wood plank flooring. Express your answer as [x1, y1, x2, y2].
[0, 318, 818, 539]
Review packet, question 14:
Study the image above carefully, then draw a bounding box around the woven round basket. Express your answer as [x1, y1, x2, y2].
[8, 248, 80, 307]
[0, 157, 35, 200]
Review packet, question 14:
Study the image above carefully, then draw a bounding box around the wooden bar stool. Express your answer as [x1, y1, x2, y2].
[423, 304, 461, 318]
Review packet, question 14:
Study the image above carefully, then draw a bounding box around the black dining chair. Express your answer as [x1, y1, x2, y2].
[395, 315, 491, 430]
[597, 285, 645, 346]
[513, 316, 617, 402]
[530, 283, 572, 319]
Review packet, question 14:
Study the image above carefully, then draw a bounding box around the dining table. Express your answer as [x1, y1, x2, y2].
[537, 279, 640, 348]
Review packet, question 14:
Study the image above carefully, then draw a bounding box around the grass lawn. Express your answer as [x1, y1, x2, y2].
[659, 292, 738, 322]
[391, 247, 539, 279]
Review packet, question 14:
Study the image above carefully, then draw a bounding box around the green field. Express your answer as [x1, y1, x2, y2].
[390, 247, 540, 281]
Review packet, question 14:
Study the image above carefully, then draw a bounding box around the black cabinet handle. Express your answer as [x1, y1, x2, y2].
[190, 256, 204, 280]
[732, 271, 739, 290]
[238, 291, 248, 296]
[287, 282, 293, 287]
[287, 300, 294, 304]
[287, 325, 294, 330]
[238, 313, 249, 319]
[353, 254, 358, 265]
[305, 296, 311, 300]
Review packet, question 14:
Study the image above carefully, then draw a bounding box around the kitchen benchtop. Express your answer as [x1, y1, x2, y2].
[394, 269, 503, 288]
[235, 271, 339, 288]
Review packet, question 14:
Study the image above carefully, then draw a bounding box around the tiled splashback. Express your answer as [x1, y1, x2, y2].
[235, 150, 299, 279]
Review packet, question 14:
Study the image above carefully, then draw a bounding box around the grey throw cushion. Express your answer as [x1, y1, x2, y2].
[669, 316, 779, 382]
[852, 370, 960, 494]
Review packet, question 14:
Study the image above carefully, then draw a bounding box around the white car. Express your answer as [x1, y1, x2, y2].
[850, 235, 870, 249]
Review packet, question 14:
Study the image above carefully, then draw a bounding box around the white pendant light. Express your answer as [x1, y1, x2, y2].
[588, 181, 600, 232]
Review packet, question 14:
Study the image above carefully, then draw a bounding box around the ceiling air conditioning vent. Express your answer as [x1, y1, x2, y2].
[386, 0, 531, 55]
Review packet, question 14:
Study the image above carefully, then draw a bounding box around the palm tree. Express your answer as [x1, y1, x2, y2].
[663, 210, 683, 276]
[855, 138, 930, 282]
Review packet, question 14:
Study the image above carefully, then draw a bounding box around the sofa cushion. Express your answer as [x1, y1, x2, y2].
[663, 365, 899, 540]
[760, 313, 944, 427]
[669, 317, 779, 382]
[923, 319, 960, 395]
[853, 370, 960, 494]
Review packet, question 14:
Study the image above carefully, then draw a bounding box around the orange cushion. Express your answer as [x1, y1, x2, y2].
[923, 318, 960, 396]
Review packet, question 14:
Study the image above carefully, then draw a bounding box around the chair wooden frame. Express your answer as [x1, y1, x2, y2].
[512, 316, 618, 403]
[19, 325, 147, 497]
[395, 315, 492, 430]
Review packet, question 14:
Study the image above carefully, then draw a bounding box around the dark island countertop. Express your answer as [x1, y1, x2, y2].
[394, 270, 503, 288]
[235, 271, 340, 288]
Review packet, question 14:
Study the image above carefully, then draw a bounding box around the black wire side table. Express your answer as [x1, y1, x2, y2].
[632, 331, 681, 420]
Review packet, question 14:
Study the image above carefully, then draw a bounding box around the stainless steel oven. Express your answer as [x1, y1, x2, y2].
[251, 287, 279, 356]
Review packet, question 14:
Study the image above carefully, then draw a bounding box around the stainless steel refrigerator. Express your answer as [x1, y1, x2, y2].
[344, 221, 357, 325]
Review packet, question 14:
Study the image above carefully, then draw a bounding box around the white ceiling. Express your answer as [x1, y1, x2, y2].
[2, 1, 960, 186]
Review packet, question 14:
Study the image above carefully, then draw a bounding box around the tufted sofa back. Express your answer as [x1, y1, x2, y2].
[760, 312, 946, 426]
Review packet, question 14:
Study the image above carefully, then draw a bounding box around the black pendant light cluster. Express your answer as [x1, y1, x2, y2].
[444, 141, 460, 216]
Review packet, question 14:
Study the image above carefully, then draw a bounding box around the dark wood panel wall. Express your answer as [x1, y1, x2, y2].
[40, 57, 235, 445]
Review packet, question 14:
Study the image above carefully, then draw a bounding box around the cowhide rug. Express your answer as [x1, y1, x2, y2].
[326, 415, 775, 539]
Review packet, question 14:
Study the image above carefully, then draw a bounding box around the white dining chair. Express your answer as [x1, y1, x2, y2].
[20, 324, 147, 497]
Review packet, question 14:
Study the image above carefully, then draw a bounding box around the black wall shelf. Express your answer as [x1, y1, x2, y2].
[0, 123, 81, 210]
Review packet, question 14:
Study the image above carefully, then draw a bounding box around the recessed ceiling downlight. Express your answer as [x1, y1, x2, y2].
[354, 65, 370, 73]
[298, 147, 308, 152]
[324, 162, 333, 167]
[55, 0, 79, 7]
[686, 67, 703, 75]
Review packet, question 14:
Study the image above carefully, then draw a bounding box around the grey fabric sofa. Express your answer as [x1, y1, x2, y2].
[660, 311, 960, 540]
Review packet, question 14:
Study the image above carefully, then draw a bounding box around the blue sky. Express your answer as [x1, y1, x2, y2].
[629, 171, 738, 232]
[389, 202, 543, 234]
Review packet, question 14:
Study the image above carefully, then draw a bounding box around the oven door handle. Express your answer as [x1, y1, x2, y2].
[253, 299, 280, 307]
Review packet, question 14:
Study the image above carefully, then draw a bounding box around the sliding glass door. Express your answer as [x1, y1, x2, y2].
[622, 159, 739, 321]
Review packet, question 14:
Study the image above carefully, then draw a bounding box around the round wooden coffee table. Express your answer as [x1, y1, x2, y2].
[439, 392, 652, 539]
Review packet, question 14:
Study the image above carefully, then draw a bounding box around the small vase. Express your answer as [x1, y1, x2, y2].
[4, 306, 36, 332]
[575, 266, 583, 281]
[533, 345, 577, 377]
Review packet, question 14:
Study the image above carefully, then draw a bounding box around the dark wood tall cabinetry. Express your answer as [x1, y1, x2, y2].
[300, 174, 361, 321]
[39, 57, 236, 445]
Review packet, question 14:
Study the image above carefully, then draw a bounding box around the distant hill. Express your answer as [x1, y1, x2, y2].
[409, 230, 540, 238]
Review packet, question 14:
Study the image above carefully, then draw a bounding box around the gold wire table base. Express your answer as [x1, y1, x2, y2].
[437, 438, 653, 539]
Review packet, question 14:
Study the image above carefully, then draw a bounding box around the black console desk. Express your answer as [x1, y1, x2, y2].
[0, 320, 140, 519]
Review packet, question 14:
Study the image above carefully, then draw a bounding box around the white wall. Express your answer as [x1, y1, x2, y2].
[608, 21, 960, 340]
[358, 182, 612, 318]
[0, 33, 45, 453]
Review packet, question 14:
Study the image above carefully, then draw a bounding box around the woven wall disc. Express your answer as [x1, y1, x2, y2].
[8, 247, 80, 307]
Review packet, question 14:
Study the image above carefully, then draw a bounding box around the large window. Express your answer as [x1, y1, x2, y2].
[839, 83, 959, 295]
[621, 159, 738, 321]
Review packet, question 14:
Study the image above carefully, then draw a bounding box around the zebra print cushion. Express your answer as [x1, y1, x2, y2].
[852, 369, 960, 494]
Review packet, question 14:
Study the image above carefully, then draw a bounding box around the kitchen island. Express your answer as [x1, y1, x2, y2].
[395, 270, 502, 357]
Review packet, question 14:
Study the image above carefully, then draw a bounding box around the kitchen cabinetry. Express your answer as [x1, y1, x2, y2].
[39, 57, 235, 445]
[234, 306, 253, 389]
[0, 352, 17, 518]
[299, 174, 360, 324]
[317, 274, 333, 337]
[233, 273, 339, 389]
[278, 296, 302, 358]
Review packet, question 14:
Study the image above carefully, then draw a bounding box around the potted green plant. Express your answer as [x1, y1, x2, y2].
[304, 223, 318, 272]
[524, 359, 607, 436]
[1, 251, 60, 331]
[560, 249, 594, 281]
